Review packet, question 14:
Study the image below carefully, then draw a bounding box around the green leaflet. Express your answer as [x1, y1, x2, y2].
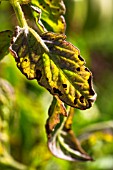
[30, 0, 66, 33]
[78, 121, 113, 143]
[9, 26, 96, 110]
[46, 98, 92, 161]
[0, 30, 12, 61]
[78, 121, 113, 159]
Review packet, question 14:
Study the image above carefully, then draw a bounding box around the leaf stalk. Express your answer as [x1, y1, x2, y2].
[9, 0, 28, 28]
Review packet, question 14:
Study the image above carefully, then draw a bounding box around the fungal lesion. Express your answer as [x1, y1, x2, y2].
[74, 94, 86, 107]
[76, 67, 80, 72]
[85, 67, 90, 72]
[62, 84, 67, 88]
[23, 58, 28, 62]
[78, 55, 84, 62]
[36, 69, 42, 81]
[53, 87, 63, 96]
[87, 76, 95, 96]
[80, 96, 84, 103]
[74, 98, 77, 105]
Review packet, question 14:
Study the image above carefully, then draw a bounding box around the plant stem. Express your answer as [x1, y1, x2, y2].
[9, 0, 49, 53]
[9, 0, 28, 28]
[29, 27, 49, 53]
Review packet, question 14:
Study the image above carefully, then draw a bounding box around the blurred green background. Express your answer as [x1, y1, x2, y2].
[0, 0, 113, 170]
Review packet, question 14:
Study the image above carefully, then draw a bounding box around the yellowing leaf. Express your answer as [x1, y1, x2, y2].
[46, 101, 93, 161]
[9, 26, 96, 110]
[30, 0, 66, 33]
[46, 96, 67, 139]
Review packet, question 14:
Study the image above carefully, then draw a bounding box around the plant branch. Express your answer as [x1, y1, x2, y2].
[9, 0, 28, 28]
[9, 0, 49, 53]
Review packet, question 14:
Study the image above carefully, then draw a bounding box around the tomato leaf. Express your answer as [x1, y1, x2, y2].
[30, 0, 66, 33]
[0, 30, 12, 61]
[46, 101, 93, 161]
[9, 26, 96, 110]
[30, 5, 47, 33]
[46, 96, 67, 139]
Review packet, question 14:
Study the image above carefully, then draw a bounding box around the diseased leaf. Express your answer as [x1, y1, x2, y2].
[30, 5, 47, 33]
[30, 0, 66, 33]
[9, 26, 96, 110]
[46, 102, 93, 161]
[46, 96, 67, 139]
[0, 30, 12, 61]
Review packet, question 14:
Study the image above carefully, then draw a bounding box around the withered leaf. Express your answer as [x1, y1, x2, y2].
[46, 96, 67, 139]
[9, 26, 96, 110]
[46, 102, 93, 161]
[30, 0, 66, 33]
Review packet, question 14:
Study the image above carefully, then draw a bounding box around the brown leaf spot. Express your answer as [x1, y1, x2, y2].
[80, 96, 84, 103]
[62, 84, 67, 88]
[36, 69, 42, 81]
[78, 55, 84, 61]
[88, 75, 92, 85]
[87, 99, 92, 108]
[85, 67, 90, 72]
[76, 67, 80, 71]
[74, 98, 77, 105]
[24, 58, 28, 62]
[89, 89, 95, 96]
[53, 87, 63, 96]
[88, 76, 95, 95]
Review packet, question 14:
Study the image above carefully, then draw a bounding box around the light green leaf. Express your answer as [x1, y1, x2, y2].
[78, 121, 113, 161]
[0, 30, 12, 61]
[9, 26, 96, 110]
[78, 121, 113, 143]
[30, 0, 66, 33]
[46, 99, 92, 161]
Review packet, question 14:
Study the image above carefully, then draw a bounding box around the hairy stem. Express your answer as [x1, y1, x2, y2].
[9, 0, 28, 27]
[9, 0, 49, 53]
